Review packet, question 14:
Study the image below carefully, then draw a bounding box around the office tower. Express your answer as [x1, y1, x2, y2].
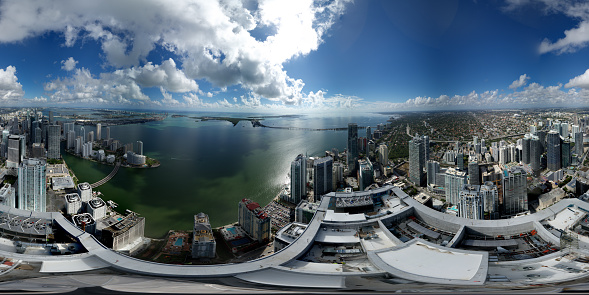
[553, 122, 561, 134]
[347, 123, 358, 172]
[481, 139, 486, 148]
[458, 185, 484, 220]
[475, 143, 481, 154]
[332, 162, 344, 191]
[576, 132, 584, 156]
[136, 141, 143, 155]
[537, 130, 546, 153]
[480, 181, 499, 217]
[67, 130, 76, 150]
[34, 127, 42, 144]
[238, 198, 270, 242]
[547, 130, 561, 171]
[7, 135, 22, 168]
[530, 135, 541, 172]
[423, 135, 430, 160]
[562, 140, 571, 168]
[313, 156, 333, 200]
[522, 134, 531, 164]
[445, 168, 467, 205]
[79, 126, 85, 143]
[378, 144, 388, 166]
[572, 125, 581, 140]
[96, 123, 102, 141]
[48, 110, 53, 124]
[87, 131, 94, 143]
[530, 125, 537, 134]
[75, 136, 83, 154]
[409, 135, 425, 186]
[1, 130, 9, 158]
[290, 154, 307, 204]
[502, 167, 527, 215]
[508, 144, 517, 163]
[366, 126, 372, 141]
[561, 122, 569, 138]
[41, 121, 47, 143]
[31, 143, 45, 158]
[47, 125, 61, 159]
[64, 122, 74, 137]
[192, 213, 216, 259]
[358, 158, 373, 191]
[106, 126, 110, 140]
[427, 160, 440, 186]
[499, 146, 508, 164]
[18, 158, 47, 212]
[468, 161, 480, 185]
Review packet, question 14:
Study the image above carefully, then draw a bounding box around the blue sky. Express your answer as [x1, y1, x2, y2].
[0, 0, 589, 112]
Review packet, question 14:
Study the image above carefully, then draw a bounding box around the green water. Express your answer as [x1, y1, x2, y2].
[62, 113, 389, 238]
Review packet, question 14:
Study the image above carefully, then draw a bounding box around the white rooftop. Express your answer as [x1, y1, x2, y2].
[546, 207, 585, 231]
[374, 241, 486, 282]
[323, 210, 366, 222]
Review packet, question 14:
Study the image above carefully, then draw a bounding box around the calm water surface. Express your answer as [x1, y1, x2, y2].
[62, 113, 390, 237]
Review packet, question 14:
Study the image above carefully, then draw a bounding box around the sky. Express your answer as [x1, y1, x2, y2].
[1, 0, 589, 112]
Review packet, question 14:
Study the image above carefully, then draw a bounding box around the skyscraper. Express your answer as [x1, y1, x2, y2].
[7, 135, 22, 168]
[562, 140, 571, 168]
[480, 181, 499, 217]
[445, 167, 467, 205]
[423, 135, 430, 161]
[468, 161, 480, 185]
[427, 160, 440, 186]
[377, 144, 388, 166]
[79, 126, 85, 143]
[458, 185, 484, 220]
[136, 141, 143, 155]
[47, 125, 61, 159]
[238, 199, 270, 243]
[409, 135, 425, 186]
[96, 123, 102, 141]
[313, 156, 333, 200]
[347, 123, 358, 172]
[522, 134, 531, 164]
[530, 135, 541, 172]
[290, 154, 307, 205]
[106, 126, 111, 140]
[366, 126, 372, 141]
[18, 158, 47, 212]
[502, 167, 527, 216]
[576, 132, 584, 156]
[67, 130, 76, 150]
[358, 158, 373, 191]
[547, 130, 561, 171]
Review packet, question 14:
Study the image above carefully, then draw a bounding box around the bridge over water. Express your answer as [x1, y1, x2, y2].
[90, 161, 121, 188]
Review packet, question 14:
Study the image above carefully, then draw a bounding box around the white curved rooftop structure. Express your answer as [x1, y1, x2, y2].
[2, 185, 589, 288]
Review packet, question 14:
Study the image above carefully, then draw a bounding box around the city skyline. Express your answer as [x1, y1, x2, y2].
[0, 1, 589, 112]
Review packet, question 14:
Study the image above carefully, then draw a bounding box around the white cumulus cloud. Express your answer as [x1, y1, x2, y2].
[0, 0, 352, 106]
[0, 65, 25, 100]
[509, 74, 530, 89]
[61, 57, 78, 71]
[565, 69, 589, 89]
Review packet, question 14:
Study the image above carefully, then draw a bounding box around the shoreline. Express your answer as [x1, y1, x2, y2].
[64, 148, 160, 169]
